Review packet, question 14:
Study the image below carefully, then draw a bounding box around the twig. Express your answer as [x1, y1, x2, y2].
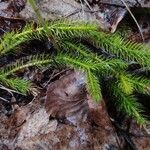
[0, 28, 6, 33]
[63, 9, 81, 18]
[120, 0, 145, 42]
[135, 0, 142, 7]
[83, 0, 93, 11]
[0, 96, 10, 103]
[0, 16, 25, 21]
[0, 85, 14, 96]
[98, 2, 125, 8]
[43, 69, 70, 88]
[63, 8, 101, 18]
[0, 84, 25, 95]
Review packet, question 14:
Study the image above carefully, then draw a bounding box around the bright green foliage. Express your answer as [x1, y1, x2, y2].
[56, 52, 102, 101]
[118, 74, 134, 95]
[86, 69, 101, 102]
[109, 81, 146, 125]
[0, 20, 150, 125]
[89, 31, 150, 68]
[0, 75, 30, 94]
[124, 75, 150, 95]
[0, 21, 97, 54]
[0, 55, 52, 76]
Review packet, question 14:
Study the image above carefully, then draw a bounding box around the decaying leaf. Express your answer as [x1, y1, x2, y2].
[45, 70, 121, 148]
[0, 70, 150, 149]
[45, 70, 88, 123]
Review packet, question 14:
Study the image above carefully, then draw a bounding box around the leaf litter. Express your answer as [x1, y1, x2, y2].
[0, 0, 150, 149]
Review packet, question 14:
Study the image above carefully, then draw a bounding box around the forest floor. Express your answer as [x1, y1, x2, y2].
[0, 0, 150, 150]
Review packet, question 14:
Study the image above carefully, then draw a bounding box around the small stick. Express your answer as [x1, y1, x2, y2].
[0, 16, 25, 21]
[0, 84, 25, 95]
[120, 0, 145, 42]
[83, 0, 93, 10]
[43, 69, 70, 88]
[0, 96, 10, 103]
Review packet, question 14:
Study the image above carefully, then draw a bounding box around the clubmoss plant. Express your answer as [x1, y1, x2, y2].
[0, 20, 150, 125]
